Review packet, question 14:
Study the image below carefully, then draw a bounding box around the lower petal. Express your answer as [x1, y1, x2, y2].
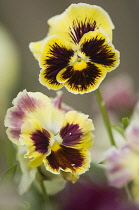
[57, 63, 106, 94]
[43, 144, 91, 175]
[39, 69, 64, 90]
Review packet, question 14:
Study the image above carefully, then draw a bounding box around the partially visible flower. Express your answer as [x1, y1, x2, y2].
[105, 101, 139, 202]
[91, 74, 138, 163]
[57, 179, 139, 210]
[5, 90, 94, 183]
[50, 91, 73, 113]
[105, 145, 139, 188]
[30, 3, 120, 94]
[101, 74, 138, 114]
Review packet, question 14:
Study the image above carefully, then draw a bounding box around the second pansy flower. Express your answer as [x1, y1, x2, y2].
[5, 90, 94, 183]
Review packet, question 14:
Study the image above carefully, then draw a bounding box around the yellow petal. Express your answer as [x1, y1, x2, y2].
[80, 30, 120, 72]
[29, 40, 44, 60]
[49, 3, 114, 43]
[60, 110, 94, 149]
[43, 144, 91, 176]
[39, 35, 74, 90]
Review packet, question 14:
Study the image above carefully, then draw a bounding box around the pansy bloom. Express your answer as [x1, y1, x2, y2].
[29, 3, 120, 94]
[4, 90, 94, 182]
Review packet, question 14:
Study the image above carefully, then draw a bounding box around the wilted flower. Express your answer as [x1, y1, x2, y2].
[4, 90, 94, 183]
[30, 3, 120, 94]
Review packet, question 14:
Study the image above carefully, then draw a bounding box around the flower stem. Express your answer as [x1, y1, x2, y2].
[95, 88, 115, 146]
[125, 184, 133, 201]
[7, 141, 14, 167]
[40, 180, 49, 202]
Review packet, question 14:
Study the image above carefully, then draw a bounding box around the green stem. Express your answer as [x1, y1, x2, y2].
[40, 180, 49, 202]
[95, 88, 115, 146]
[125, 184, 133, 201]
[7, 141, 14, 167]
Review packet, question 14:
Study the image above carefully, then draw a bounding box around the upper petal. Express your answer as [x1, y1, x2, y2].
[50, 91, 73, 113]
[48, 3, 114, 43]
[29, 40, 44, 60]
[4, 90, 52, 144]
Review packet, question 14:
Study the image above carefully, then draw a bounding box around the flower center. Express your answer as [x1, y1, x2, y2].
[50, 141, 60, 151]
[69, 51, 89, 71]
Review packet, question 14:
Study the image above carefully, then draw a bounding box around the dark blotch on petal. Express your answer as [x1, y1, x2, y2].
[69, 20, 97, 43]
[81, 38, 116, 66]
[46, 145, 84, 172]
[60, 123, 83, 146]
[62, 63, 102, 92]
[31, 129, 50, 154]
[44, 43, 74, 85]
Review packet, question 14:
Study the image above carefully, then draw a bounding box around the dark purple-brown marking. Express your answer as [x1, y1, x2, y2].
[43, 43, 74, 85]
[46, 145, 84, 172]
[81, 37, 116, 66]
[31, 129, 50, 154]
[60, 123, 83, 146]
[69, 19, 97, 43]
[60, 63, 103, 92]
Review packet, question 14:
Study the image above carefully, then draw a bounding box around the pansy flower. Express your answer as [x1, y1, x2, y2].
[5, 90, 94, 182]
[29, 3, 120, 94]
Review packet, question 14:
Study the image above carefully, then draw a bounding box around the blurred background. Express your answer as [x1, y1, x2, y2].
[0, 0, 139, 209]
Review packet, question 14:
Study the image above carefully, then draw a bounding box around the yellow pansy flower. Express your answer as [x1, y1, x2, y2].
[29, 3, 120, 94]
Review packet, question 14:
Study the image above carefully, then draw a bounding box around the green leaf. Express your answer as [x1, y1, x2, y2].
[0, 164, 17, 184]
[112, 125, 124, 136]
[122, 117, 129, 129]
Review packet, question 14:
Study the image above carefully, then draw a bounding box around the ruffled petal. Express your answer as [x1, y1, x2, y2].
[39, 36, 74, 90]
[43, 144, 91, 175]
[57, 63, 107, 94]
[29, 40, 44, 60]
[4, 90, 52, 144]
[59, 110, 94, 149]
[80, 30, 120, 72]
[48, 3, 114, 43]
